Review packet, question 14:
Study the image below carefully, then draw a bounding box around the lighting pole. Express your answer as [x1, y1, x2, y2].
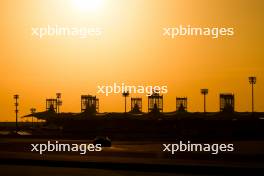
[56, 93, 62, 113]
[122, 91, 130, 113]
[200, 89, 208, 113]
[30, 108, 36, 127]
[249, 76, 256, 113]
[14, 94, 19, 132]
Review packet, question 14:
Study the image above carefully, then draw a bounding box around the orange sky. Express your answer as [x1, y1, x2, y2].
[0, 0, 263, 121]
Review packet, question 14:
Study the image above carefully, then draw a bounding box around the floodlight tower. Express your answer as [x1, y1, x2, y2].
[30, 108, 36, 127]
[14, 94, 19, 132]
[122, 91, 130, 113]
[201, 89, 208, 113]
[56, 93, 62, 113]
[249, 76, 256, 113]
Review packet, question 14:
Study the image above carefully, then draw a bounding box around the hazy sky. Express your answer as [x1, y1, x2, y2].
[0, 0, 263, 121]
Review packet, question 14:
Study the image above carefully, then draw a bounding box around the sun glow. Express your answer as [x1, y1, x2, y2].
[71, 0, 104, 13]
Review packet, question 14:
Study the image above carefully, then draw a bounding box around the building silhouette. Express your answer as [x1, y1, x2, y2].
[148, 93, 163, 113]
[220, 94, 235, 113]
[176, 97, 187, 112]
[130, 98, 142, 113]
[81, 95, 99, 114]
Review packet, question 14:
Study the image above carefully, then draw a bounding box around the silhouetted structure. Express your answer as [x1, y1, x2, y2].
[249, 76, 256, 113]
[14, 94, 19, 132]
[30, 108, 36, 127]
[148, 93, 163, 113]
[201, 89, 208, 113]
[56, 93, 62, 113]
[122, 91, 130, 113]
[220, 94, 234, 113]
[81, 95, 99, 113]
[176, 97, 187, 112]
[130, 98, 142, 113]
[46, 99, 58, 112]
